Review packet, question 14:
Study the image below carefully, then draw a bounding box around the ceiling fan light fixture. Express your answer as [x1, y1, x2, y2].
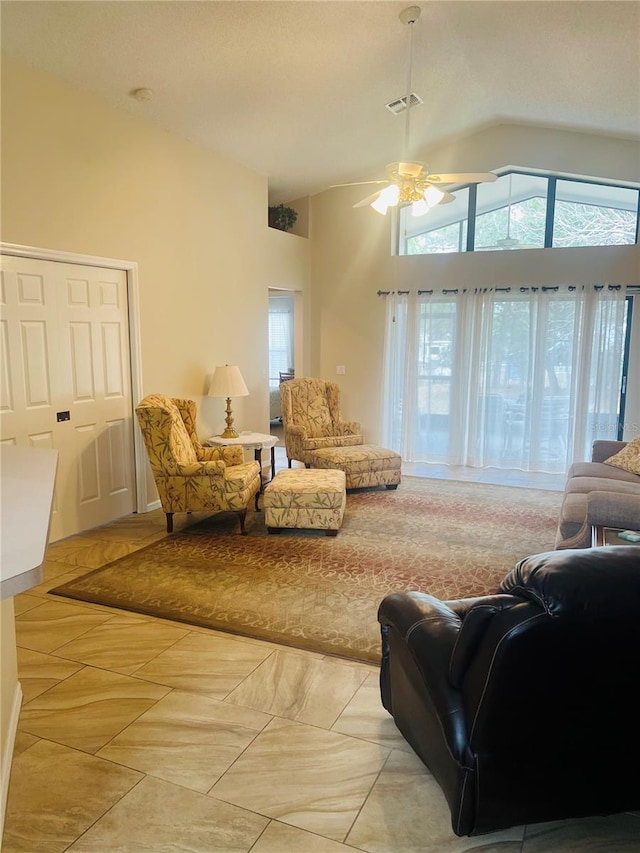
[396, 161, 424, 179]
[411, 198, 429, 217]
[371, 183, 400, 214]
[424, 185, 445, 207]
[410, 185, 445, 217]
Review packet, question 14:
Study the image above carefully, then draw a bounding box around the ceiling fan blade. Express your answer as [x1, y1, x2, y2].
[329, 180, 388, 189]
[353, 190, 384, 209]
[438, 191, 456, 205]
[425, 172, 497, 184]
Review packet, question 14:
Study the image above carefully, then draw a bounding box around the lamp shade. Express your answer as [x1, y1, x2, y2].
[208, 365, 249, 398]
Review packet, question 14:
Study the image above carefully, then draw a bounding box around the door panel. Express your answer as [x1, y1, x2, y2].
[0, 255, 135, 541]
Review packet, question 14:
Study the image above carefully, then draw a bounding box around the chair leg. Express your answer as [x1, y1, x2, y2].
[237, 508, 248, 535]
[288, 458, 292, 468]
[254, 490, 260, 512]
[166, 513, 174, 533]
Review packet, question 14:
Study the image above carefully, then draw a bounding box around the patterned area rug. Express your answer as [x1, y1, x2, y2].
[51, 477, 561, 663]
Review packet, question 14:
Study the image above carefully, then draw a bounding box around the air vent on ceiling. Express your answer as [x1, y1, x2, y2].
[385, 93, 423, 114]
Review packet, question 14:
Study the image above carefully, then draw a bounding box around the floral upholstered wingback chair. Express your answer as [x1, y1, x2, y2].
[279, 377, 364, 467]
[135, 394, 261, 534]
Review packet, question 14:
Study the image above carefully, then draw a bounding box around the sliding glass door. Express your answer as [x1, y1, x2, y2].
[382, 287, 630, 473]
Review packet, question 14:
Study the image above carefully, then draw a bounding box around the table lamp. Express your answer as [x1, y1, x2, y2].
[208, 364, 249, 438]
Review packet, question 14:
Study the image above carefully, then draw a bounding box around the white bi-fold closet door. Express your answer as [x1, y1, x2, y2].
[1, 254, 136, 542]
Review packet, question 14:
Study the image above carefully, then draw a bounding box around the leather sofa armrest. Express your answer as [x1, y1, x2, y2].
[379, 592, 518, 683]
[379, 592, 461, 652]
[591, 440, 627, 463]
[379, 592, 518, 701]
[447, 596, 519, 688]
[379, 593, 465, 759]
[379, 591, 519, 770]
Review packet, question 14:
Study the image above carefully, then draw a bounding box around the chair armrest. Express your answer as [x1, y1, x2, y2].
[175, 460, 226, 477]
[592, 440, 627, 463]
[285, 424, 307, 438]
[198, 445, 244, 466]
[379, 592, 470, 766]
[379, 591, 461, 645]
[379, 592, 517, 684]
[379, 593, 461, 712]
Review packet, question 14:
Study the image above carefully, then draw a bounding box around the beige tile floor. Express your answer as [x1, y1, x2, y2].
[4, 457, 639, 852]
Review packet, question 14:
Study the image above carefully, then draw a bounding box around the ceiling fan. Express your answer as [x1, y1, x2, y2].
[339, 6, 497, 216]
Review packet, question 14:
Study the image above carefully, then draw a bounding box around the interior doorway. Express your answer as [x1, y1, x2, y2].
[268, 288, 296, 424]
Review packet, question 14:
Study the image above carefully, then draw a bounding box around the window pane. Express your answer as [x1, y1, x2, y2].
[474, 173, 547, 251]
[552, 180, 638, 247]
[397, 170, 638, 256]
[414, 300, 456, 458]
[399, 188, 469, 255]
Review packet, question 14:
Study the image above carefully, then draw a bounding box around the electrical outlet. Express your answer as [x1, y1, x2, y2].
[336, 365, 346, 375]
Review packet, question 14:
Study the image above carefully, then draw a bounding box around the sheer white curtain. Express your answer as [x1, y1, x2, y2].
[382, 286, 627, 473]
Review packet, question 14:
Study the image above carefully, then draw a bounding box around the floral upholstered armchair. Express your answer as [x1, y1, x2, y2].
[135, 394, 261, 534]
[279, 377, 364, 467]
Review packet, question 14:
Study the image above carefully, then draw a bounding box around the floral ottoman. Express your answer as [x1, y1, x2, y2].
[308, 444, 402, 490]
[264, 468, 346, 536]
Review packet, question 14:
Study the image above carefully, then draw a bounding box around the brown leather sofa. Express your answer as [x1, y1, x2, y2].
[378, 547, 640, 837]
[555, 440, 640, 548]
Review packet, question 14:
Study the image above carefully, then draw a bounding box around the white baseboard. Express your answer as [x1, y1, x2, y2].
[0, 681, 23, 844]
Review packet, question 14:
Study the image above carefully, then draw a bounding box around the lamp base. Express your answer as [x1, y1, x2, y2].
[220, 426, 239, 439]
[221, 397, 239, 439]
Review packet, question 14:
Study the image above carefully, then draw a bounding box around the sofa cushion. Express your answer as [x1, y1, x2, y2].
[566, 461, 640, 484]
[604, 435, 640, 476]
[566, 476, 640, 496]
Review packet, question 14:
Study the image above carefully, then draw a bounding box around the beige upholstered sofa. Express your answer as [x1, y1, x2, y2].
[555, 438, 640, 548]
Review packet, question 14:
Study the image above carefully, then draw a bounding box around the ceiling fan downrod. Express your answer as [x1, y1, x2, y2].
[399, 6, 421, 162]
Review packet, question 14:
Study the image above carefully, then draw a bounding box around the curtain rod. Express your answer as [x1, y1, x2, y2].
[376, 284, 630, 296]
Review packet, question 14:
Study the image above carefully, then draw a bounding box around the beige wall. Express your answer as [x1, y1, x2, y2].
[1, 57, 310, 438]
[413, 122, 640, 183]
[0, 57, 310, 780]
[308, 124, 640, 443]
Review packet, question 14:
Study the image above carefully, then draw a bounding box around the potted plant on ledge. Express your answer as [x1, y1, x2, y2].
[268, 204, 298, 232]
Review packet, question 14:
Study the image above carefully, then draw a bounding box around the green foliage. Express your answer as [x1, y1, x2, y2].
[268, 204, 298, 232]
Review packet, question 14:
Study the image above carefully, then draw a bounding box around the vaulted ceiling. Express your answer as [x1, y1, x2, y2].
[2, 1, 639, 204]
